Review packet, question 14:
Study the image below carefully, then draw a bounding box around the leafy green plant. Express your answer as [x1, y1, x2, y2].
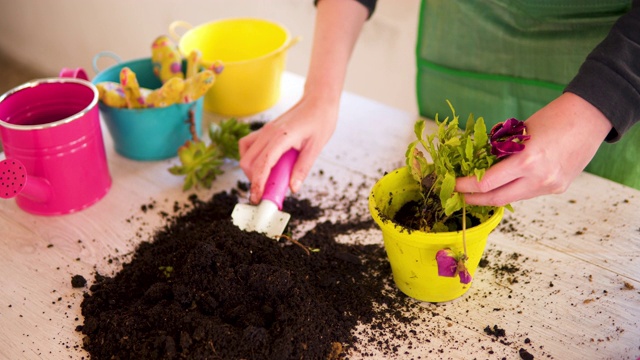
[405, 100, 531, 232]
[169, 118, 250, 191]
[406, 101, 499, 232]
[404, 101, 530, 284]
[208, 117, 251, 161]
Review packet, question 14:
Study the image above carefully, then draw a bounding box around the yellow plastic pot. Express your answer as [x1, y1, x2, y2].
[368, 167, 504, 303]
[170, 19, 300, 116]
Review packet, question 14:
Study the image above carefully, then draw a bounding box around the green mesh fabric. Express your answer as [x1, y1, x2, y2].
[415, 0, 639, 189]
[585, 125, 640, 190]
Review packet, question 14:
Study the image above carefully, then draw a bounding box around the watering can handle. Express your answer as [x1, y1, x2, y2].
[59, 68, 89, 80]
[169, 20, 193, 42]
[92, 51, 123, 74]
[262, 148, 299, 210]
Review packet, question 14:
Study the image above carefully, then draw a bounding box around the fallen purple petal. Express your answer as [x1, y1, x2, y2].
[436, 249, 457, 277]
[458, 268, 472, 284]
[437, 249, 474, 284]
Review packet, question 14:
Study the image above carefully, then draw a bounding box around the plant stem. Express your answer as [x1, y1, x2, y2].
[462, 195, 468, 260]
[278, 234, 311, 256]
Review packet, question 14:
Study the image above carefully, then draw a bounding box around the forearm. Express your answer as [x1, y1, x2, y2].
[304, 0, 369, 108]
[564, 0, 640, 142]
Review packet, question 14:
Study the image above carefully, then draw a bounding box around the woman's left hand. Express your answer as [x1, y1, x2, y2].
[455, 92, 613, 206]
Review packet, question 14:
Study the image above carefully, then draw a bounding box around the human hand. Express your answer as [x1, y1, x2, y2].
[455, 92, 613, 206]
[239, 0, 367, 204]
[239, 95, 339, 204]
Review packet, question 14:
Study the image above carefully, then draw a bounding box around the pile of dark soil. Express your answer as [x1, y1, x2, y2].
[78, 189, 420, 359]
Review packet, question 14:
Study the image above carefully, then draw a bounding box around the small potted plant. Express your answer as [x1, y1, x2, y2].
[169, 117, 251, 190]
[368, 101, 530, 302]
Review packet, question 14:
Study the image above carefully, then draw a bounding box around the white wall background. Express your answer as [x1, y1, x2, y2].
[0, 0, 420, 114]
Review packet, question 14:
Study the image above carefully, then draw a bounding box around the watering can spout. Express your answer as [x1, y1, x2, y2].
[0, 159, 52, 203]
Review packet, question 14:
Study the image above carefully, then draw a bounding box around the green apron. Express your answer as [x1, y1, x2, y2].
[416, 0, 639, 190]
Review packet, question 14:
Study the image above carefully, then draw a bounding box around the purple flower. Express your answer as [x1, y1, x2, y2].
[436, 249, 472, 284]
[490, 118, 531, 159]
[458, 267, 472, 284]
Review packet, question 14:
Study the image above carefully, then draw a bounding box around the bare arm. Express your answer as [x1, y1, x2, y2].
[456, 2, 639, 205]
[239, 0, 369, 204]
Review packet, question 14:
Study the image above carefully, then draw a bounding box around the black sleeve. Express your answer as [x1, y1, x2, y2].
[314, 0, 378, 19]
[564, 0, 640, 142]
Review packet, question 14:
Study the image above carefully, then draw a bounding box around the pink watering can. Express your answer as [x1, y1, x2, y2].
[0, 68, 112, 215]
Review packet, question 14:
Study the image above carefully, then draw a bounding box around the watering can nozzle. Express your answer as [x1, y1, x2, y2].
[0, 159, 51, 202]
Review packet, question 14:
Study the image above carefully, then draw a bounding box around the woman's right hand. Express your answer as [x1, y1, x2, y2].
[238, 93, 339, 204]
[239, 0, 370, 204]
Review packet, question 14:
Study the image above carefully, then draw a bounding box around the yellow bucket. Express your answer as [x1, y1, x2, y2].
[170, 18, 300, 116]
[368, 167, 504, 303]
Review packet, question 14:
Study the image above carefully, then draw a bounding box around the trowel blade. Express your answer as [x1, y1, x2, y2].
[231, 201, 291, 239]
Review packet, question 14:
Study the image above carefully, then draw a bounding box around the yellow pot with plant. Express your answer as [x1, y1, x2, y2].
[368, 101, 530, 303]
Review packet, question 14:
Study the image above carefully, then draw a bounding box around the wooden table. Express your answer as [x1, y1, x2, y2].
[1, 72, 638, 360]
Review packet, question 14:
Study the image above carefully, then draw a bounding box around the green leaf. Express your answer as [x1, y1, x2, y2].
[445, 99, 456, 118]
[183, 174, 195, 191]
[405, 139, 418, 166]
[465, 113, 475, 133]
[444, 137, 460, 148]
[209, 118, 251, 160]
[473, 117, 488, 152]
[444, 192, 463, 216]
[432, 222, 450, 233]
[437, 117, 448, 143]
[411, 155, 424, 181]
[413, 119, 426, 141]
[473, 168, 486, 181]
[465, 136, 474, 163]
[439, 172, 456, 207]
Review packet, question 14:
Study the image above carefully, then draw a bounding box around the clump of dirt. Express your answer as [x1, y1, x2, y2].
[71, 275, 87, 288]
[78, 189, 420, 359]
[484, 324, 506, 337]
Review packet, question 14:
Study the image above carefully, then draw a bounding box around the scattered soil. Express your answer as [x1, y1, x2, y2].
[77, 188, 421, 360]
[484, 324, 506, 338]
[73, 172, 547, 359]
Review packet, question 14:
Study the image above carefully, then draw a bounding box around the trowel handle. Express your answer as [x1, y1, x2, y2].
[262, 148, 299, 210]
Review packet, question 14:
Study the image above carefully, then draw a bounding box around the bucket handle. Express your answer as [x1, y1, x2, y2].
[92, 51, 123, 74]
[283, 35, 302, 52]
[169, 20, 193, 42]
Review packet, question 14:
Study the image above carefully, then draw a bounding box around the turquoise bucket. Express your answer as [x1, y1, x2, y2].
[92, 53, 202, 161]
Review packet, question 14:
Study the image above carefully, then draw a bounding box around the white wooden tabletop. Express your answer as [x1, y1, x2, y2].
[0, 72, 638, 360]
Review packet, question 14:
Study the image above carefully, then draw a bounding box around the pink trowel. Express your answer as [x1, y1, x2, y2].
[232, 148, 299, 238]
